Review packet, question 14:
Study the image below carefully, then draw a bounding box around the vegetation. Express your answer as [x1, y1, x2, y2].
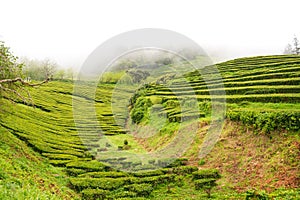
[0, 42, 50, 104]
[0, 51, 299, 199]
[284, 35, 300, 55]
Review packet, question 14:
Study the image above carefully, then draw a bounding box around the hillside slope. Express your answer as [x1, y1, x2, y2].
[0, 55, 299, 199]
[0, 125, 79, 199]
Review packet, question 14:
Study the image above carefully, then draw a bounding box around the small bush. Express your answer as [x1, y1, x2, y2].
[198, 159, 206, 166]
[245, 190, 269, 200]
[81, 188, 108, 200]
[123, 183, 153, 196]
[192, 169, 221, 180]
[194, 178, 217, 198]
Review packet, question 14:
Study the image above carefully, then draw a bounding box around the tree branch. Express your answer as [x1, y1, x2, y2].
[0, 77, 49, 86]
[0, 84, 27, 102]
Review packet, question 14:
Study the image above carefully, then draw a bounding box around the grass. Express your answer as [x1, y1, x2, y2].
[104, 134, 146, 154]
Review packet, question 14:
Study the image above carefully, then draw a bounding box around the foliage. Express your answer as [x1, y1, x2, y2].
[0, 41, 24, 101]
[99, 71, 126, 83]
[227, 110, 300, 133]
[284, 35, 300, 55]
[0, 126, 78, 199]
[81, 188, 108, 200]
[0, 41, 23, 80]
[192, 169, 221, 180]
[126, 69, 150, 83]
[130, 97, 152, 124]
[1, 54, 300, 199]
[123, 183, 153, 197]
[245, 190, 269, 200]
[22, 57, 58, 81]
[193, 169, 221, 198]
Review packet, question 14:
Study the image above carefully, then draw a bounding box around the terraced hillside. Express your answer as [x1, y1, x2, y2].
[141, 55, 300, 131]
[0, 55, 299, 199]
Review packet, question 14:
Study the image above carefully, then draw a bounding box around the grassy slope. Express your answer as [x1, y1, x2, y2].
[0, 125, 79, 199]
[0, 55, 299, 199]
[185, 120, 299, 190]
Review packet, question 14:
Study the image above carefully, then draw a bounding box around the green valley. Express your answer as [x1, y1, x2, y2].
[0, 55, 299, 199]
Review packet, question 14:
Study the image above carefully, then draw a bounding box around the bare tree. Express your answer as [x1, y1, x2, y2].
[66, 67, 74, 80]
[283, 44, 293, 55]
[42, 58, 57, 80]
[292, 36, 300, 55]
[284, 35, 300, 55]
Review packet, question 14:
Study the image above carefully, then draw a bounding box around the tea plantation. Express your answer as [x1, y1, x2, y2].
[0, 55, 299, 199]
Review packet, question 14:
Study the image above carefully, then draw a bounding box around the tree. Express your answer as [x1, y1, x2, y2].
[0, 41, 49, 104]
[284, 35, 300, 55]
[55, 69, 65, 80]
[292, 36, 300, 55]
[283, 44, 293, 55]
[21, 57, 58, 81]
[66, 67, 74, 80]
[42, 58, 57, 80]
[126, 69, 150, 83]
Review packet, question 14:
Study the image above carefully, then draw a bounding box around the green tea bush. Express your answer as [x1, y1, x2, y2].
[78, 171, 129, 178]
[192, 169, 221, 180]
[193, 169, 221, 198]
[123, 183, 153, 196]
[132, 170, 164, 177]
[70, 177, 133, 191]
[170, 166, 198, 175]
[81, 188, 108, 200]
[130, 97, 152, 124]
[66, 160, 108, 172]
[194, 178, 217, 198]
[227, 110, 300, 133]
[245, 190, 269, 200]
[65, 168, 87, 176]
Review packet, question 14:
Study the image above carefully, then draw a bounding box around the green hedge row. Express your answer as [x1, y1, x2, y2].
[194, 178, 217, 190]
[186, 70, 299, 88]
[70, 174, 177, 191]
[227, 110, 300, 133]
[162, 166, 199, 175]
[163, 94, 300, 104]
[81, 188, 109, 200]
[192, 169, 221, 180]
[65, 168, 87, 176]
[78, 171, 129, 178]
[66, 160, 109, 172]
[70, 177, 132, 191]
[123, 183, 153, 197]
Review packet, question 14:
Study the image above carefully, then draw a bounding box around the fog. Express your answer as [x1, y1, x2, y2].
[1, 0, 300, 69]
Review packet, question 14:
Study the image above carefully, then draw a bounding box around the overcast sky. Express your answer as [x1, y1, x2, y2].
[1, 0, 300, 69]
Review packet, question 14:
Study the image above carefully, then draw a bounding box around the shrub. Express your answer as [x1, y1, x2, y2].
[66, 160, 108, 172]
[81, 188, 108, 200]
[78, 171, 129, 178]
[132, 170, 164, 178]
[64, 168, 87, 176]
[123, 183, 153, 196]
[171, 166, 198, 175]
[130, 97, 152, 124]
[245, 190, 269, 200]
[198, 159, 206, 166]
[227, 110, 300, 133]
[194, 178, 218, 198]
[193, 169, 221, 198]
[192, 169, 221, 180]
